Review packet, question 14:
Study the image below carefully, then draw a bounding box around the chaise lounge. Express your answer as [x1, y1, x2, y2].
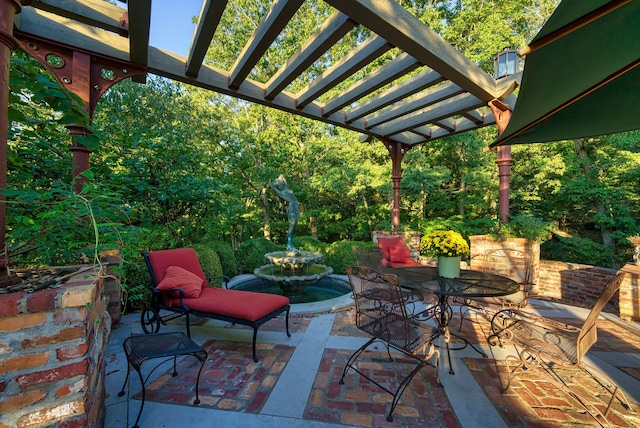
[141, 247, 291, 362]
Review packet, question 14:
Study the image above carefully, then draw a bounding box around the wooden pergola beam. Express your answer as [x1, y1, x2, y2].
[228, 0, 304, 90]
[295, 34, 391, 108]
[322, 52, 419, 117]
[324, 0, 497, 101]
[264, 10, 355, 100]
[346, 68, 443, 123]
[364, 81, 463, 128]
[186, 0, 228, 78]
[371, 93, 485, 137]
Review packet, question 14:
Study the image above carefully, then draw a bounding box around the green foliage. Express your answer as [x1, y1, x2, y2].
[541, 235, 617, 268]
[234, 238, 283, 274]
[5, 175, 140, 267]
[496, 215, 556, 243]
[293, 236, 328, 253]
[120, 258, 152, 310]
[193, 243, 224, 287]
[207, 241, 238, 277]
[323, 241, 363, 275]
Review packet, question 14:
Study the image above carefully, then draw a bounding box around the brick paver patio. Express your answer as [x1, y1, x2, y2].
[106, 299, 640, 427]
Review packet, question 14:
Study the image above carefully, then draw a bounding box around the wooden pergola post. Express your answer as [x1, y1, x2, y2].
[489, 99, 513, 223]
[0, 0, 24, 288]
[384, 139, 412, 230]
[16, 37, 146, 192]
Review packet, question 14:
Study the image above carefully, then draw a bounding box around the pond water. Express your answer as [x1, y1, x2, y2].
[231, 276, 351, 305]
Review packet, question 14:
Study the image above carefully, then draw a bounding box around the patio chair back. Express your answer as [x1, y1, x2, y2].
[346, 265, 412, 347]
[576, 272, 626, 360]
[491, 272, 633, 424]
[145, 247, 207, 287]
[353, 247, 384, 271]
[479, 248, 532, 286]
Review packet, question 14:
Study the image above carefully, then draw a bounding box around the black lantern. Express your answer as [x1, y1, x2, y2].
[493, 47, 522, 79]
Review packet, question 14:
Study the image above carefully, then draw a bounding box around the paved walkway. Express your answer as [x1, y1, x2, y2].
[104, 291, 640, 427]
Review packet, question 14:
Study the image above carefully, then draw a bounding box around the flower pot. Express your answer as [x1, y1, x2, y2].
[438, 256, 461, 278]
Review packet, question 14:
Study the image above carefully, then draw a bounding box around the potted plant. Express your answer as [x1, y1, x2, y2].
[420, 230, 470, 278]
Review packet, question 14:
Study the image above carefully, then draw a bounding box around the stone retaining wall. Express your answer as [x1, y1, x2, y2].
[0, 266, 110, 428]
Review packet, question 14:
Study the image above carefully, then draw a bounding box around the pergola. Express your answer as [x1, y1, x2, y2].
[0, 0, 520, 282]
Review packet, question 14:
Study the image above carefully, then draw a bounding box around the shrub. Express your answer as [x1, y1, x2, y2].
[293, 236, 327, 252]
[208, 240, 238, 276]
[541, 235, 616, 268]
[121, 258, 152, 311]
[193, 243, 224, 286]
[323, 241, 364, 274]
[235, 238, 283, 274]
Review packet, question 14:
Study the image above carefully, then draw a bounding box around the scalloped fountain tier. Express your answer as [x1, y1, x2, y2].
[253, 250, 334, 301]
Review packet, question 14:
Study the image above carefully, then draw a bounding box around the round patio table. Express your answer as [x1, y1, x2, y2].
[383, 266, 520, 374]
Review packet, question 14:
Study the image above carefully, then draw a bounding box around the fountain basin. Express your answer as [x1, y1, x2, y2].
[253, 263, 333, 287]
[231, 275, 350, 305]
[263, 250, 325, 270]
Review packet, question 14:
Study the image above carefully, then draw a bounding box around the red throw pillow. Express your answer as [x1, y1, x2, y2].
[156, 266, 205, 298]
[388, 246, 412, 263]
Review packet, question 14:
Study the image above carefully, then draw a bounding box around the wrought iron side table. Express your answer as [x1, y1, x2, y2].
[118, 332, 208, 428]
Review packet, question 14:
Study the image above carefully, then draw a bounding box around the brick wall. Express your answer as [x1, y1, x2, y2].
[0, 266, 110, 428]
[538, 260, 639, 322]
[468, 235, 638, 322]
[469, 235, 540, 286]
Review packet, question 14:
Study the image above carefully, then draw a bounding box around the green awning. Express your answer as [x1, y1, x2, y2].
[491, 0, 640, 147]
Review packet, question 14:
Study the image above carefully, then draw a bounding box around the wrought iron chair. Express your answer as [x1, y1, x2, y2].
[339, 265, 440, 422]
[489, 272, 635, 426]
[353, 247, 422, 312]
[354, 246, 385, 270]
[458, 248, 534, 329]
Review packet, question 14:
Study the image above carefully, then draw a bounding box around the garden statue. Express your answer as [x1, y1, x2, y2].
[254, 174, 332, 299]
[271, 174, 299, 251]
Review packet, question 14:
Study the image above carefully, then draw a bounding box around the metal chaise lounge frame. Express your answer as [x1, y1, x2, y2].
[141, 247, 291, 362]
[489, 272, 635, 427]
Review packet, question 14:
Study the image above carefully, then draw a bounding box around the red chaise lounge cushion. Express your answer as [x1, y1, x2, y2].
[164, 287, 290, 322]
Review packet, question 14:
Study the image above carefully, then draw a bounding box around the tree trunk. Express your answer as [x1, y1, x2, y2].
[261, 186, 270, 240]
[573, 139, 617, 268]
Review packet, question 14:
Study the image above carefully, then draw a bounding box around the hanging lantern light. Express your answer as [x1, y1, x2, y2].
[493, 47, 522, 79]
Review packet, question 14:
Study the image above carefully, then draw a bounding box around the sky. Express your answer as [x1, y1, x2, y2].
[119, 0, 202, 57]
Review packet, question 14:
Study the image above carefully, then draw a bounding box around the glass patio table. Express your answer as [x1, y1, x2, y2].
[383, 266, 520, 374]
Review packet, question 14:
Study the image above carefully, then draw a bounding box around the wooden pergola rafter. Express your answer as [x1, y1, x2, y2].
[0, 0, 521, 284]
[13, 0, 518, 144]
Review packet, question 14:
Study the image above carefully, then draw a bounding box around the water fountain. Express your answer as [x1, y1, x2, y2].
[232, 175, 349, 305]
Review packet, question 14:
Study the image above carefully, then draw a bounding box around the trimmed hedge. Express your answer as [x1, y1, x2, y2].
[235, 238, 283, 274]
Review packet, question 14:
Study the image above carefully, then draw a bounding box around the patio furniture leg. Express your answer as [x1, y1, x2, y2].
[339, 337, 377, 384]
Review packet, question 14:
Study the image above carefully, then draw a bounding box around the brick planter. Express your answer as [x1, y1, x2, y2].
[469, 235, 540, 288]
[0, 266, 110, 427]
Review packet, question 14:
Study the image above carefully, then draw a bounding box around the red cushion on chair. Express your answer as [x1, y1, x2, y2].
[156, 265, 205, 298]
[388, 246, 412, 263]
[147, 248, 208, 286]
[165, 287, 290, 322]
[377, 237, 406, 258]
